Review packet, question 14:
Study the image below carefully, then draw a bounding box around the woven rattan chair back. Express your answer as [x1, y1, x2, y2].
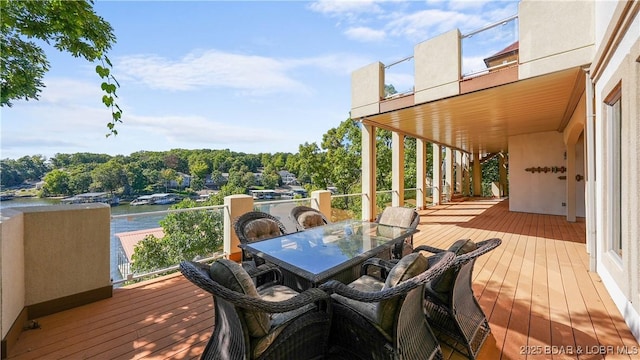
[418, 238, 502, 360]
[290, 205, 330, 231]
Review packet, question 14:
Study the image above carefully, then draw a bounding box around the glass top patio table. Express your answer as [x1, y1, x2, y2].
[239, 219, 418, 286]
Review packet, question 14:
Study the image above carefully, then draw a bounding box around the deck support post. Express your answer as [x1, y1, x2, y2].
[416, 139, 427, 209]
[392, 132, 405, 207]
[432, 144, 442, 205]
[361, 123, 377, 221]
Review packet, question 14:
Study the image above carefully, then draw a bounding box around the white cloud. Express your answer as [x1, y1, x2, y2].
[116, 50, 308, 94]
[125, 113, 286, 145]
[38, 78, 103, 105]
[309, 0, 383, 16]
[385, 9, 486, 41]
[116, 50, 370, 94]
[345, 26, 387, 42]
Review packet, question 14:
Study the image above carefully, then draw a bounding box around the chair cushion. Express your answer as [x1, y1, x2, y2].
[298, 211, 325, 228]
[209, 259, 270, 338]
[426, 239, 477, 304]
[244, 218, 282, 241]
[377, 207, 416, 238]
[330, 275, 384, 335]
[378, 253, 428, 333]
[253, 285, 316, 358]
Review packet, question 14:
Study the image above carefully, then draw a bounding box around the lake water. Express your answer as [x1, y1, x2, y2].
[1, 197, 172, 283]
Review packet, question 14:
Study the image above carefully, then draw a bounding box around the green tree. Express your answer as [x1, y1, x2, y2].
[295, 142, 329, 188]
[0, 159, 24, 187]
[261, 170, 280, 189]
[67, 164, 93, 194]
[159, 168, 178, 191]
[189, 176, 204, 191]
[42, 168, 70, 196]
[1, 0, 122, 135]
[189, 158, 210, 180]
[130, 199, 224, 273]
[210, 169, 226, 188]
[124, 162, 146, 193]
[91, 159, 124, 193]
[321, 119, 361, 195]
[15, 155, 49, 181]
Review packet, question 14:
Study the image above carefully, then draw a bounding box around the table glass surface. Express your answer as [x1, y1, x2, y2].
[241, 219, 416, 277]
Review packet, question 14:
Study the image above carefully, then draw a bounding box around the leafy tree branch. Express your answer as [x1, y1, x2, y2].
[0, 0, 122, 135]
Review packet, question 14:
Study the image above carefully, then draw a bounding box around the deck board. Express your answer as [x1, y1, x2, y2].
[7, 198, 638, 360]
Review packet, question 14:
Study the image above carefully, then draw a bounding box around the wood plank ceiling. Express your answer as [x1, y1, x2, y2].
[358, 67, 585, 155]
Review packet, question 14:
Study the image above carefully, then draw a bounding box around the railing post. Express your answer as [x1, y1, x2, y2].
[311, 190, 332, 220]
[224, 194, 254, 262]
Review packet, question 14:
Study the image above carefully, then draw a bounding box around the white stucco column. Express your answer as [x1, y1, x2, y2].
[455, 150, 462, 194]
[361, 123, 377, 221]
[392, 132, 405, 207]
[462, 153, 470, 196]
[432, 144, 442, 205]
[416, 139, 427, 209]
[224, 194, 254, 262]
[444, 147, 453, 202]
[566, 144, 577, 222]
[472, 152, 482, 196]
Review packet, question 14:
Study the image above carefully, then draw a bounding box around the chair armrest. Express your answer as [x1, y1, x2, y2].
[360, 257, 396, 279]
[453, 238, 502, 265]
[319, 252, 455, 303]
[412, 244, 446, 254]
[246, 262, 282, 280]
[180, 261, 330, 314]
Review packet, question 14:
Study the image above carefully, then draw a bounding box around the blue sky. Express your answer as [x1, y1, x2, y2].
[1, 0, 519, 160]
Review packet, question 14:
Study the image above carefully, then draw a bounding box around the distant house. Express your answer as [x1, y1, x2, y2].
[253, 171, 263, 185]
[169, 172, 191, 188]
[483, 41, 519, 70]
[278, 170, 298, 185]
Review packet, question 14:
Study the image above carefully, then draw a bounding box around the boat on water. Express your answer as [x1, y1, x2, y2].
[0, 193, 15, 201]
[129, 195, 153, 206]
[130, 193, 177, 206]
[60, 192, 120, 206]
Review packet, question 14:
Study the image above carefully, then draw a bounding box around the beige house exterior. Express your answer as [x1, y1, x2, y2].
[351, 0, 639, 342]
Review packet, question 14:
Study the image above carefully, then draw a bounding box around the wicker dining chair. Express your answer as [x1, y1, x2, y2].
[180, 259, 331, 360]
[320, 251, 455, 360]
[375, 206, 421, 259]
[290, 205, 330, 231]
[413, 238, 502, 360]
[233, 211, 289, 286]
[233, 211, 288, 267]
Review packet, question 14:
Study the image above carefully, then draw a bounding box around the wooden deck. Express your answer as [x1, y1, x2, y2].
[7, 199, 639, 359]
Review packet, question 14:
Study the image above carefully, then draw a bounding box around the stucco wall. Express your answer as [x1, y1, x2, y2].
[519, 0, 595, 78]
[1, 209, 25, 341]
[509, 131, 567, 215]
[351, 62, 384, 119]
[591, 0, 640, 342]
[20, 204, 111, 306]
[414, 29, 461, 104]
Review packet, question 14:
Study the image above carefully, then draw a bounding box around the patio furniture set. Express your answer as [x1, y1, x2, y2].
[180, 206, 502, 360]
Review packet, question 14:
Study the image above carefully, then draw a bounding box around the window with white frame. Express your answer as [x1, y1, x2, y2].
[605, 86, 622, 257]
